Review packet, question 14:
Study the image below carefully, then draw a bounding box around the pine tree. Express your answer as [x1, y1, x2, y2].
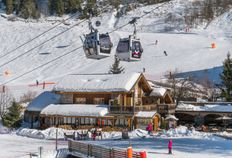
[17, 0, 40, 19]
[109, 55, 124, 74]
[55, 0, 64, 16]
[2, 101, 22, 128]
[220, 53, 232, 101]
[6, 0, 13, 14]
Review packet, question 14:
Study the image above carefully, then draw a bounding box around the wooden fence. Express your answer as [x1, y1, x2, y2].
[68, 140, 141, 158]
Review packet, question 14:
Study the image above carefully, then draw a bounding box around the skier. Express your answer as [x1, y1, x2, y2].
[164, 51, 168, 56]
[42, 81, 45, 89]
[143, 68, 146, 73]
[168, 139, 173, 154]
[36, 80, 39, 86]
[155, 40, 158, 45]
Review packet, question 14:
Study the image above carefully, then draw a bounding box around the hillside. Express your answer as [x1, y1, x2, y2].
[0, 0, 232, 98]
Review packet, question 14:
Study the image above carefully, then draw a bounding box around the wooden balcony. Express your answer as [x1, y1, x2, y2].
[157, 104, 176, 114]
[109, 104, 157, 114]
[109, 106, 134, 114]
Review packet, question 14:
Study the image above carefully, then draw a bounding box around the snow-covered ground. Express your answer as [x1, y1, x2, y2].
[0, 0, 232, 99]
[1, 123, 232, 158]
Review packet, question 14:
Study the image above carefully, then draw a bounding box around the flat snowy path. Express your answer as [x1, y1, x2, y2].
[0, 134, 67, 158]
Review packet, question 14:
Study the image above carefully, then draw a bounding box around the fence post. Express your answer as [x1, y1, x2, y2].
[88, 144, 92, 157]
[127, 147, 133, 158]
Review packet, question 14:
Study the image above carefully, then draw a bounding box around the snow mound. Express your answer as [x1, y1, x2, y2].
[163, 126, 212, 139]
[17, 128, 45, 139]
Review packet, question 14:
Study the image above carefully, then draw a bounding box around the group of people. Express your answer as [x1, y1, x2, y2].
[146, 123, 173, 154]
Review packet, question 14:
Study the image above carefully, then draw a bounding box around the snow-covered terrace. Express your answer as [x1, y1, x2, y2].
[176, 103, 232, 113]
[53, 73, 142, 92]
[40, 104, 109, 117]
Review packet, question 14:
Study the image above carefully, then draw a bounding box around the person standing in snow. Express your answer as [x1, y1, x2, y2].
[168, 139, 173, 154]
[155, 40, 158, 45]
[143, 68, 146, 73]
[164, 51, 168, 56]
[146, 123, 153, 135]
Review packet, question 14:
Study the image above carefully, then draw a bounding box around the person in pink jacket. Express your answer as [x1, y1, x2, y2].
[146, 123, 153, 135]
[168, 139, 173, 154]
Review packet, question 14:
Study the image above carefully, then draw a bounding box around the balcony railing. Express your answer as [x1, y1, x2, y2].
[109, 106, 134, 114]
[157, 104, 176, 114]
[109, 104, 176, 114]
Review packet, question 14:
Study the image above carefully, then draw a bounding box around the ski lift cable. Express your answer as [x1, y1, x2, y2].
[0, 5, 111, 69]
[0, 3, 169, 85]
[0, 46, 82, 86]
[0, 13, 79, 60]
[0, 19, 88, 69]
[108, 1, 169, 34]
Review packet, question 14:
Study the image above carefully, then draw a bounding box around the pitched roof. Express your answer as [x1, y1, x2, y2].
[26, 91, 61, 112]
[40, 104, 109, 117]
[53, 73, 148, 93]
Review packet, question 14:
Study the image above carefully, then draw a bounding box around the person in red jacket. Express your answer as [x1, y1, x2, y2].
[168, 139, 173, 154]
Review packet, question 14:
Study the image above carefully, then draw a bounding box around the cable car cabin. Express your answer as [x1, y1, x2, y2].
[83, 31, 113, 59]
[116, 36, 143, 61]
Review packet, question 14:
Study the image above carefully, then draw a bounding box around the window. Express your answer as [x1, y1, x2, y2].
[94, 98, 105, 104]
[116, 40, 129, 53]
[75, 97, 86, 104]
[61, 94, 73, 103]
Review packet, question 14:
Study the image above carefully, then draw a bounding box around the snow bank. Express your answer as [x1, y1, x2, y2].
[16, 127, 122, 140]
[162, 126, 212, 139]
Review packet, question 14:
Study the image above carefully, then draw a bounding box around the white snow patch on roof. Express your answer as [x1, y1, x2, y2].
[135, 111, 157, 118]
[176, 103, 232, 112]
[40, 104, 109, 117]
[150, 87, 167, 97]
[53, 73, 141, 92]
[26, 92, 61, 112]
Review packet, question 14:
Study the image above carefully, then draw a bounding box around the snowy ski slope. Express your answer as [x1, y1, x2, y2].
[0, 0, 231, 95]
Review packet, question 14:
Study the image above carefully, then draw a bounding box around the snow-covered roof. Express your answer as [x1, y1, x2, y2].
[26, 92, 61, 112]
[165, 115, 179, 121]
[53, 73, 142, 92]
[176, 103, 232, 113]
[40, 104, 109, 117]
[150, 87, 167, 97]
[135, 111, 157, 118]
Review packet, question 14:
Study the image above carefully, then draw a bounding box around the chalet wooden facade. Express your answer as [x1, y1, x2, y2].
[25, 73, 175, 130]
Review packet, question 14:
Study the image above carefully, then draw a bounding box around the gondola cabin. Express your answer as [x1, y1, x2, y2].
[116, 35, 143, 61]
[83, 30, 113, 59]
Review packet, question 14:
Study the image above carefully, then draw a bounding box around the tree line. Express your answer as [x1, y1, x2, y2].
[1, 0, 171, 19]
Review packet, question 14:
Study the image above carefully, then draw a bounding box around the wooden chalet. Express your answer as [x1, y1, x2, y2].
[25, 73, 175, 130]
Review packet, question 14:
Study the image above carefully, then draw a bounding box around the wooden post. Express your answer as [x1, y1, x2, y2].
[55, 128, 58, 151]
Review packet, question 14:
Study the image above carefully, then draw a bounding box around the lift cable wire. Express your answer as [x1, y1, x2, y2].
[1, 2, 169, 86]
[0, 5, 112, 69]
[0, 13, 79, 60]
[0, 18, 88, 69]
